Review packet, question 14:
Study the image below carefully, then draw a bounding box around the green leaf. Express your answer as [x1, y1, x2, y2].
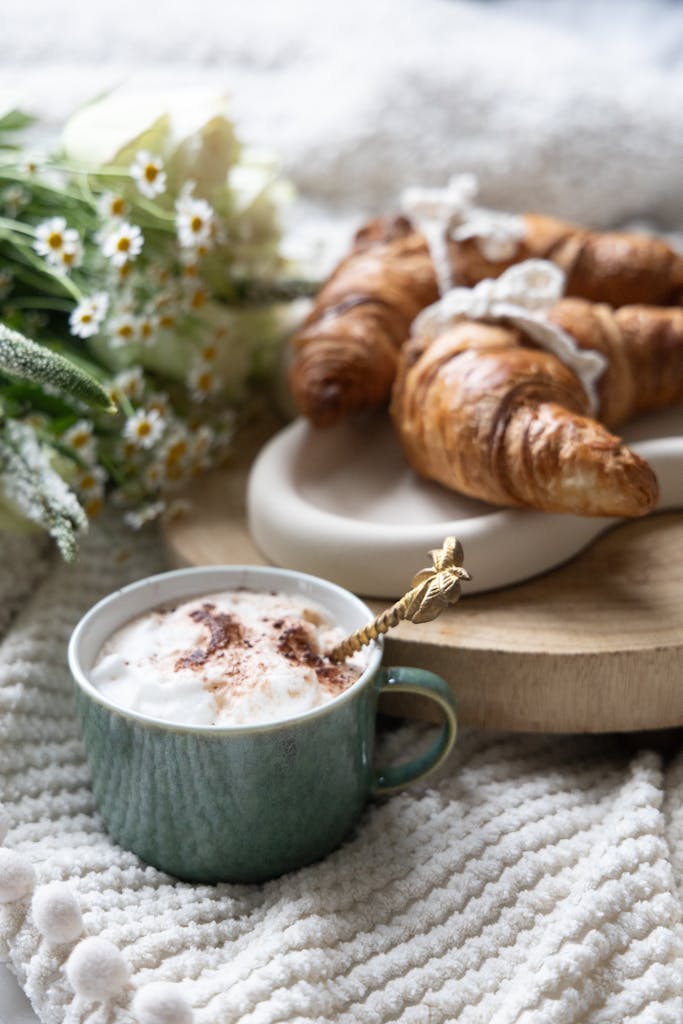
[0, 420, 87, 560]
[0, 324, 115, 412]
[0, 377, 91, 418]
[0, 110, 35, 134]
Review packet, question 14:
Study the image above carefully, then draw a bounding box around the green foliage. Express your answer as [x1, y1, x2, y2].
[0, 93, 315, 558]
[0, 324, 114, 411]
[0, 420, 86, 560]
[0, 109, 35, 138]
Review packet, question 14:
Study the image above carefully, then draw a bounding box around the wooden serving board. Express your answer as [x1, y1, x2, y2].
[163, 440, 683, 734]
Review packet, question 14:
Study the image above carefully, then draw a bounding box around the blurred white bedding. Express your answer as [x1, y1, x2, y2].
[3, 0, 683, 240]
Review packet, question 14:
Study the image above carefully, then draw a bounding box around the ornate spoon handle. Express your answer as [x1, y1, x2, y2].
[328, 536, 471, 663]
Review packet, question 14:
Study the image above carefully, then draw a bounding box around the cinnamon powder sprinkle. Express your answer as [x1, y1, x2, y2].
[174, 603, 246, 671]
[277, 623, 321, 666]
[173, 600, 357, 699]
[276, 622, 354, 695]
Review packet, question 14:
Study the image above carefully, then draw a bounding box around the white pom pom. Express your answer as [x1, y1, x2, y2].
[0, 849, 36, 903]
[65, 936, 129, 1001]
[0, 807, 11, 844]
[132, 982, 194, 1024]
[32, 882, 83, 943]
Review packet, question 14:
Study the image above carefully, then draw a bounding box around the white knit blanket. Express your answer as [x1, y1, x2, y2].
[6, 0, 683, 259]
[0, 516, 682, 1023]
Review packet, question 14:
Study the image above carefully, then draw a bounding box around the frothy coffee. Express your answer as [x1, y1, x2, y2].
[91, 589, 370, 726]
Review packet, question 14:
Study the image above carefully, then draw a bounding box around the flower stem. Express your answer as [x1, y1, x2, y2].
[8, 296, 74, 313]
[0, 168, 97, 209]
[133, 197, 176, 224]
[4, 263, 72, 298]
[2, 238, 83, 302]
[0, 216, 35, 237]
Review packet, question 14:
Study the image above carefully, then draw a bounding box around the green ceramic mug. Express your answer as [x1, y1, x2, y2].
[68, 565, 457, 884]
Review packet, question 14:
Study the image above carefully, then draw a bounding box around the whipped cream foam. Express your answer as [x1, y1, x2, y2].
[91, 589, 370, 727]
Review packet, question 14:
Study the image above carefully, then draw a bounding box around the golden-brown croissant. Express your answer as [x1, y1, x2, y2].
[288, 215, 438, 426]
[547, 300, 683, 427]
[449, 214, 683, 307]
[391, 298, 683, 517]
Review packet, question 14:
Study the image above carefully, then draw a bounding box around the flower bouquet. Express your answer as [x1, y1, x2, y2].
[0, 91, 309, 558]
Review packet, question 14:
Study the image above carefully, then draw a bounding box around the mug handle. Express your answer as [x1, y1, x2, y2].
[372, 666, 458, 796]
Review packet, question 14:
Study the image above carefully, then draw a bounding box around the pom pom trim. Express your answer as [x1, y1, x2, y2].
[0, 800, 193, 1020]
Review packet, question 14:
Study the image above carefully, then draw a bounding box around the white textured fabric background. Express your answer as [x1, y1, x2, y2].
[0, 520, 681, 1023]
[1, 1, 683, 1021]
[6, 0, 683, 244]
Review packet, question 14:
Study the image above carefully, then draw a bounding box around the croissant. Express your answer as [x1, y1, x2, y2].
[288, 215, 438, 426]
[448, 214, 683, 307]
[547, 300, 683, 428]
[391, 299, 683, 517]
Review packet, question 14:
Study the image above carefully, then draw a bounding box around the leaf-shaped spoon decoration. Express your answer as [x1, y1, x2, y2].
[328, 536, 471, 663]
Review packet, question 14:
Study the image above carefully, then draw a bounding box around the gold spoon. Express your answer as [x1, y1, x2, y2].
[328, 536, 471, 663]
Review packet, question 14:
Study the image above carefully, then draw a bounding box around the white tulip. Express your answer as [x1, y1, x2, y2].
[61, 90, 239, 198]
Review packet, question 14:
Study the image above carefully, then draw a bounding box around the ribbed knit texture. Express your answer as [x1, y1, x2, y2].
[0, 516, 681, 1023]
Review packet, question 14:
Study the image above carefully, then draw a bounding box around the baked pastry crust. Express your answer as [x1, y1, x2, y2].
[288, 216, 438, 426]
[449, 214, 683, 307]
[288, 210, 683, 517]
[390, 297, 683, 516]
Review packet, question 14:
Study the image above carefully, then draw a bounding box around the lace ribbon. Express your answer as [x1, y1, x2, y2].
[400, 173, 526, 293]
[412, 260, 608, 413]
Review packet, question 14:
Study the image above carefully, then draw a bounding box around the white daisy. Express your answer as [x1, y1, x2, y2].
[114, 261, 135, 285]
[97, 191, 128, 221]
[116, 438, 145, 467]
[189, 424, 215, 469]
[1, 184, 28, 217]
[69, 293, 109, 339]
[130, 151, 167, 200]
[180, 240, 211, 263]
[112, 367, 145, 401]
[148, 265, 173, 288]
[63, 420, 97, 463]
[198, 340, 219, 364]
[34, 217, 82, 269]
[33, 217, 65, 255]
[156, 309, 177, 331]
[136, 314, 157, 346]
[146, 391, 172, 419]
[124, 500, 165, 530]
[186, 285, 208, 310]
[175, 189, 215, 250]
[74, 464, 107, 498]
[55, 237, 84, 273]
[162, 431, 190, 460]
[102, 221, 144, 268]
[152, 286, 181, 325]
[143, 460, 167, 492]
[20, 156, 42, 177]
[24, 412, 48, 432]
[123, 408, 165, 450]
[109, 312, 137, 347]
[187, 364, 223, 403]
[161, 431, 191, 482]
[81, 489, 106, 518]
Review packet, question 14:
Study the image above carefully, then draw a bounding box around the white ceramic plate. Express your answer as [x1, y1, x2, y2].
[247, 407, 683, 598]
